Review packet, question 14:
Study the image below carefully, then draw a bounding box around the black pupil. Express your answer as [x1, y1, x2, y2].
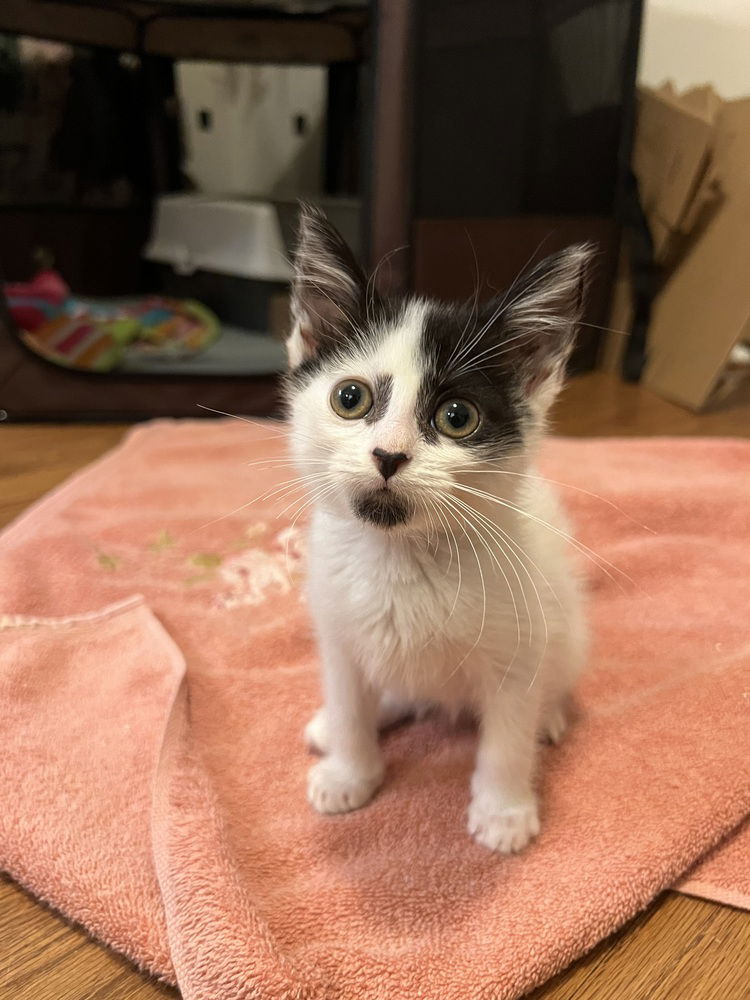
[445, 401, 470, 429]
[339, 384, 362, 410]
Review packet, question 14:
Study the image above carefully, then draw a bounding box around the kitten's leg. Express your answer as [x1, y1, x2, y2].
[540, 600, 587, 744]
[468, 683, 542, 853]
[307, 639, 384, 814]
[539, 643, 573, 745]
[305, 690, 419, 755]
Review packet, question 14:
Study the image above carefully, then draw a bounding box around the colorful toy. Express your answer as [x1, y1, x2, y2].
[5, 270, 220, 372]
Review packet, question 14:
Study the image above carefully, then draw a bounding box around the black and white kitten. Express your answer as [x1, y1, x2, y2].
[285, 205, 591, 853]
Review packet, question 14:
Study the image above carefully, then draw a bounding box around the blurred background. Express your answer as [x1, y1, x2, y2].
[0, 0, 748, 422]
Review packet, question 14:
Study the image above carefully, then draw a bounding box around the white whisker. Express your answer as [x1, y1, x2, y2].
[449, 234, 554, 373]
[253, 473, 330, 505]
[437, 495, 488, 685]
[443, 232, 482, 370]
[196, 403, 275, 425]
[243, 456, 330, 470]
[453, 483, 636, 591]
[277, 479, 335, 522]
[449, 494, 530, 639]
[190, 471, 330, 535]
[432, 495, 463, 619]
[457, 466, 656, 534]
[284, 482, 338, 575]
[442, 493, 526, 685]
[366, 244, 409, 323]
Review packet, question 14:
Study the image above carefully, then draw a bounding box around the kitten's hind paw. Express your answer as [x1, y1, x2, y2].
[541, 703, 568, 745]
[468, 794, 540, 854]
[307, 758, 384, 814]
[304, 708, 329, 755]
[304, 694, 422, 756]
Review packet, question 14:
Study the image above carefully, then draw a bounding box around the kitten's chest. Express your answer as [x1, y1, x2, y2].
[318, 534, 455, 631]
[307, 519, 487, 690]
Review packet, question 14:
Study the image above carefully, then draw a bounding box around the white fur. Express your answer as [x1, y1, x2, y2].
[289, 303, 587, 853]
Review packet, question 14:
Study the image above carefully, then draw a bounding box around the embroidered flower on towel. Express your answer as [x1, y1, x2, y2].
[214, 526, 306, 610]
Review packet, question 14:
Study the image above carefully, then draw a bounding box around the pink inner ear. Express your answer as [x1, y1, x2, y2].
[300, 324, 317, 356]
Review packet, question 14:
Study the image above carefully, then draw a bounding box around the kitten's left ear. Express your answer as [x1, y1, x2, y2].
[287, 203, 367, 369]
[503, 243, 595, 408]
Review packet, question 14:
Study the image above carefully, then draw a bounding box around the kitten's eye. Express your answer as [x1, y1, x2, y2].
[330, 379, 373, 420]
[433, 399, 480, 439]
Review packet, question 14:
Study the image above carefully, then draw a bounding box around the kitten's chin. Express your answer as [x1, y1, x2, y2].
[351, 488, 413, 530]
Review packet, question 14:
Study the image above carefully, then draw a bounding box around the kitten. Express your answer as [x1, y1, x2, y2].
[285, 205, 591, 853]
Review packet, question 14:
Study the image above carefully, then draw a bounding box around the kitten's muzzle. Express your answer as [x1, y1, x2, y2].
[352, 487, 412, 528]
[372, 448, 410, 482]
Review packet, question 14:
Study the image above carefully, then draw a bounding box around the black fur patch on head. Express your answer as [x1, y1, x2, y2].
[365, 374, 393, 424]
[286, 208, 593, 444]
[417, 303, 524, 452]
[352, 489, 411, 528]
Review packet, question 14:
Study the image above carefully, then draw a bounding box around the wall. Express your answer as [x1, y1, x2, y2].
[639, 0, 750, 98]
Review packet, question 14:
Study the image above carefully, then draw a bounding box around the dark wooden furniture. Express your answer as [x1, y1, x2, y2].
[369, 0, 644, 372]
[0, 1, 368, 420]
[0, 0, 642, 418]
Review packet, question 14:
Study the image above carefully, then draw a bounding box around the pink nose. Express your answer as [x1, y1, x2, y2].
[372, 448, 410, 481]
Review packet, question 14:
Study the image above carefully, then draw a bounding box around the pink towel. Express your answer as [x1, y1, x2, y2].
[1, 422, 748, 1000]
[678, 819, 750, 910]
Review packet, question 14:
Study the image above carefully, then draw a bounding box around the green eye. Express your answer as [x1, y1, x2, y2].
[330, 379, 373, 419]
[434, 399, 480, 439]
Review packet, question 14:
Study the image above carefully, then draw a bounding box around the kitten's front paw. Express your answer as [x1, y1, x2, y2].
[468, 792, 540, 854]
[307, 758, 384, 814]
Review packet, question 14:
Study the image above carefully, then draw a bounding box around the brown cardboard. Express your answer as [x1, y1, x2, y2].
[644, 97, 750, 410]
[600, 84, 750, 411]
[633, 85, 716, 244]
[600, 245, 633, 374]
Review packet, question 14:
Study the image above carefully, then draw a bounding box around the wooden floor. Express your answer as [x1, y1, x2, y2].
[1, 372, 749, 1000]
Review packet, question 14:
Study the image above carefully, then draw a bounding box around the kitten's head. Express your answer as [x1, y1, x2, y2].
[285, 205, 592, 532]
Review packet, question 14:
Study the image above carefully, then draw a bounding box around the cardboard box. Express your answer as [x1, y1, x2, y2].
[601, 84, 750, 411]
[599, 244, 633, 375]
[635, 84, 717, 258]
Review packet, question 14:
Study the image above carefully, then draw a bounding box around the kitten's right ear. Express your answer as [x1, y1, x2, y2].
[287, 204, 367, 369]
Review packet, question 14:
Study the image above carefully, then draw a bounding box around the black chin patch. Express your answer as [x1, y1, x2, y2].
[353, 489, 411, 528]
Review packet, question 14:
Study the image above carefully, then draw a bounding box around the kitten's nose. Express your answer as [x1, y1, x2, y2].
[372, 448, 410, 482]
